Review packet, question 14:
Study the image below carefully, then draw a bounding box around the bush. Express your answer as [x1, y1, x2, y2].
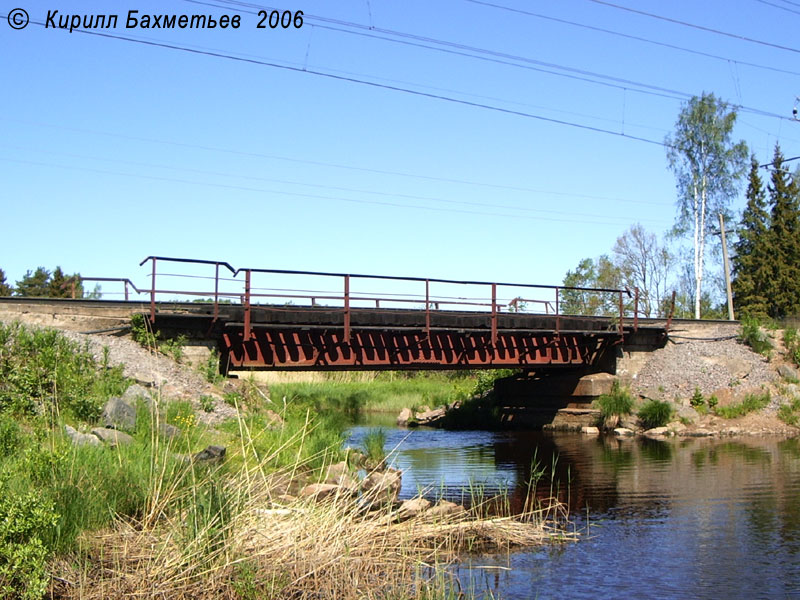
[0, 486, 58, 600]
[690, 387, 705, 408]
[739, 317, 773, 357]
[596, 381, 634, 420]
[638, 399, 673, 429]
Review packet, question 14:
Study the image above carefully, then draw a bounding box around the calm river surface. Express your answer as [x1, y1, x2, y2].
[347, 416, 800, 599]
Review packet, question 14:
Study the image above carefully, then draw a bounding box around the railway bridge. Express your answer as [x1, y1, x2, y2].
[0, 256, 673, 376]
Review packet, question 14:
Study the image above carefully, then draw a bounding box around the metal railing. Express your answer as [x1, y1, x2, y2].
[126, 256, 634, 344]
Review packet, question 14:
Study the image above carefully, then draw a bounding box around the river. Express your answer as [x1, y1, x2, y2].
[347, 417, 800, 599]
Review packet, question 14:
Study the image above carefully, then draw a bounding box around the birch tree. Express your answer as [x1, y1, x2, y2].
[665, 93, 747, 319]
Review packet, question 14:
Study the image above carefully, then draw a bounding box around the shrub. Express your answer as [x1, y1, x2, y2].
[715, 392, 771, 419]
[638, 399, 673, 429]
[596, 381, 634, 420]
[0, 414, 21, 457]
[0, 486, 58, 600]
[739, 317, 773, 357]
[690, 387, 705, 408]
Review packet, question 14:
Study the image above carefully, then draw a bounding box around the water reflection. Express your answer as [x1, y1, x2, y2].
[346, 422, 800, 599]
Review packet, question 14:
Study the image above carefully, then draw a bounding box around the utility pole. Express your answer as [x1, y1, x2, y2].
[719, 212, 735, 321]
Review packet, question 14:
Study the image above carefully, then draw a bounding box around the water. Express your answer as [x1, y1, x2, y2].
[347, 420, 800, 599]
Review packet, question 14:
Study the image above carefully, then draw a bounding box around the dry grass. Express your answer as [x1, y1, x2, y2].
[50, 460, 574, 600]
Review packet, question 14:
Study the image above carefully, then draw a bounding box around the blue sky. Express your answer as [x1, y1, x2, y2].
[1, 0, 799, 302]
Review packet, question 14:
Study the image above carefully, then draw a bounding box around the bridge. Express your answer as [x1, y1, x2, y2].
[0, 256, 672, 374]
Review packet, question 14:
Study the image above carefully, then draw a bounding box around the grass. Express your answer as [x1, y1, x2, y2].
[637, 399, 673, 429]
[595, 381, 633, 425]
[269, 374, 476, 415]
[778, 397, 800, 426]
[714, 392, 771, 419]
[0, 321, 576, 599]
[362, 428, 387, 465]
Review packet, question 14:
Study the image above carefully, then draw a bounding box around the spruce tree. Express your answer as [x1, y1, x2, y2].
[15, 267, 50, 297]
[0, 269, 12, 296]
[732, 156, 771, 318]
[766, 145, 800, 319]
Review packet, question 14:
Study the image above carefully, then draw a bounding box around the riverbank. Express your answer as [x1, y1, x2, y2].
[0, 320, 570, 599]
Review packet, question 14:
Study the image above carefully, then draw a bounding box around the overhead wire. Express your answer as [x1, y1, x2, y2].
[0, 156, 671, 227]
[192, 0, 796, 122]
[13, 16, 669, 147]
[584, 0, 800, 54]
[463, 0, 800, 78]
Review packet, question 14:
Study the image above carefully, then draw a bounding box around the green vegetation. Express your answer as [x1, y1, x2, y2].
[690, 387, 705, 408]
[269, 372, 476, 416]
[130, 314, 188, 363]
[595, 381, 634, 424]
[739, 317, 773, 357]
[637, 399, 673, 429]
[362, 428, 387, 465]
[777, 397, 800, 426]
[714, 392, 771, 419]
[733, 145, 800, 319]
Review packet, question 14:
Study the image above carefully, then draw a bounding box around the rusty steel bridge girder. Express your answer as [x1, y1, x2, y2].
[221, 326, 618, 371]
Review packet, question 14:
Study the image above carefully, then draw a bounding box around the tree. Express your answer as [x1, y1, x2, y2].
[561, 255, 623, 316]
[15, 267, 50, 297]
[665, 92, 748, 319]
[612, 224, 673, 318]
[731, 156, 771, 318]
[48, 267, 83, 298]
[765, 145, 800, 318]
[0, 270, 12, 296]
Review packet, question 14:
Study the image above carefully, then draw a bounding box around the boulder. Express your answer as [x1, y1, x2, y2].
[122, 384, 153, 405]
[676, 406, 700, 424]
[91, 427, 134, 447]
[397, 407, 413, 427]
[361, 468, 402, 505]
[414, 406, 447, 427]
[778, 365, 800, 382]
[396, 497, 431, 520]
[192, 445, 226, 464]
[580, 426, 600, 435]
[159, 423, 181, 439]
[613, 427, 634, 437]
[682, 428, 714, 437]
[325, 461, 348, 481]
[667, 421, 687, 433]
[644, 427, 671, 438]
[64, 424, 101, 447]
[101, 396, 137, 431]
[300, 483, 345, 502]
[426, 500, 466, 519]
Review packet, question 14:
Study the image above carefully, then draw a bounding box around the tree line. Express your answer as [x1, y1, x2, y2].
[0, 266, 95, 298]
[562, 92, 799, 321]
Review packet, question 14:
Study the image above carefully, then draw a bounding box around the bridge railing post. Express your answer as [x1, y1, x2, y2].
[344, 275, 351, 344]
[243, 269, 251, 342]
[634, 287, 639, 332]
[491, 283, 497, 347]
[124, 280, 129, 302]
[618, 290, 624, 339]
[150, 258, 157, 323]
[425, 279, 430, 337]
[213, 262, 220, 322]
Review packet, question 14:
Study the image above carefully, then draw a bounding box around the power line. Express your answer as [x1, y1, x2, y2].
[16, 16, 668, 147]
[192, 0, 795, 122]
[585, 0, 800, 55]
[0, 156, 670, 227]
[0, 143, 674, 209]
[463, 0, 800, 78]
[196, 0, 796, 122]
[754, 0, 800, 16]
[0, 116, 662, 201]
